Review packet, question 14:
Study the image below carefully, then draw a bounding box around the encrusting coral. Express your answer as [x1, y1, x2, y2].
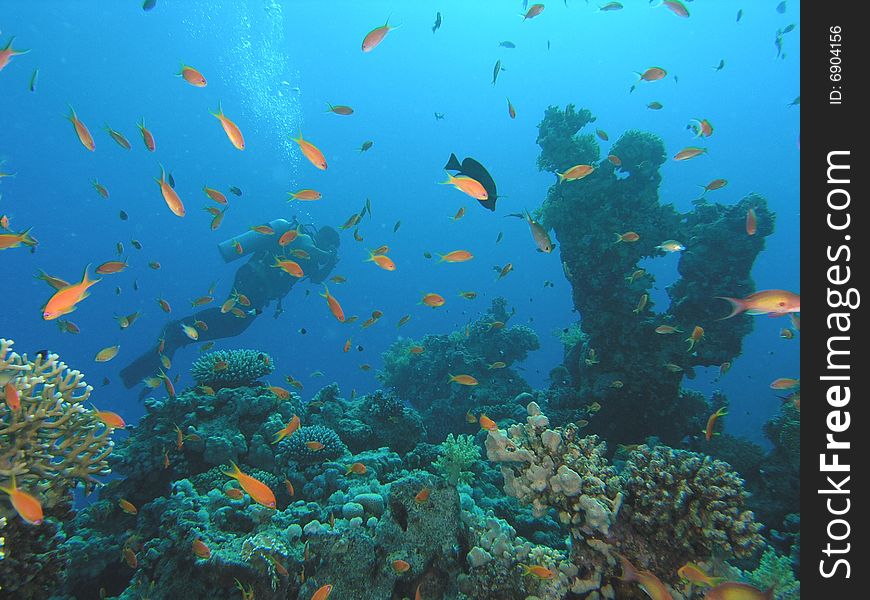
[0, 338, 113, 511]
[190, 349, 274, 389]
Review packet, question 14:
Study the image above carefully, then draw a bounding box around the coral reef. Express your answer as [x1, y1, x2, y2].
[536, 105, 775, 445]
[302, 384, 425, 455]
[379, 298, 539, 443]
[486, 401, 763, 596]
[190, 349, 274, 389]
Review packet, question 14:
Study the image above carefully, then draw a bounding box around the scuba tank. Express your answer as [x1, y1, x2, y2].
[217, 218, 295, 263]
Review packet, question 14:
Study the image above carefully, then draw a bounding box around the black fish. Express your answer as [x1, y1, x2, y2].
[359, 140, 373, 152]
[713, 59, 725, 71]
[143, 0, 157, 11]
[102, 377, 111, 386]
[444, 153, 499, 211]
[736, 9, 742, 22]
[776, 1, 786, 14]
[492, 60, 502, 85]
[119, 210, 128, 221]
[498, 41, 516, 48]
[29, 68, 38, 92]
[133, 279, 139, 291]
[167, 171, 175, 188]
[229, 186, 242, 196]
[393, 220, 401, 233]
[432, 12, 442, 33]
[434, 112, 445, 120]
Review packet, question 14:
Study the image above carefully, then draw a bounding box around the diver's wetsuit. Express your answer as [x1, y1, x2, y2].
[119, 226, 338, 390]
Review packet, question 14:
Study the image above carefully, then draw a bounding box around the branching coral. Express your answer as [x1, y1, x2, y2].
[433, 434, 480, 487]
[190, 349, 274, 389]
[739, 548, 800, 600]
[0, 339, 113, 512]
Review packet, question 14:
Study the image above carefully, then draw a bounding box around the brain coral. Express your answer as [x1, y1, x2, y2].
[190, 349, 274, 389]
[278, 425, 348, 465]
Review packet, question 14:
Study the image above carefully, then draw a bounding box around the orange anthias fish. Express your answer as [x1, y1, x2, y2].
[703, 582, 774, 600]
[440, 173, 488, 200]
[700, 179, 727, 194]
[361, 17, 399, 52]
[288, 189, 322, 201]
[479, 414, 498, 431]
[366, 252, 396, 271]
[618, 554, 674, 600]
[420, 292, 445, 308]
[704, 407, 728, 441]
[507, 97, 516, 119]
[203, 186, 228, 204]
[746, 207, 758, 235]
[66, 105, 96, 151]
[321, 285, 345, 322]
[0, 228, 37, 250]
[449, 374, 478, 386]
[630, 67, 667, 92]
[677, 562, 724, 588]
[685, 325, 704, 352]
[273, 415, 301, 444]
[178, 64, 207, 87]
[655, 325, 682, 334]
[96, 260, 128, 274]
[0, 37, 30, 72]
[192, 538, 211, 559]
[437, 250, 474, 263]
[674, 146, 708, 161]
[770, 378, 800, 390]
[273, 258, 304, 278]
[93, 406, 125, 428]
[306, 441, 325, 451]
[311, 584, 334, 600]
[278, 228, 300, 246]
[122, 546, 138, 569]
[392, 559, 411, 573]
[118, 498, 138, 515]
[520, 564, 557, 580]
[0, 475, 44, 525]
[716, 290, 800, 319]
[290, 132, 327, 170]
[326, 103, 354, 115]
[614, 231, 640, 243]
[414, 487, 431, 503]
[155, 165, 185, 217]
[557, 164, 594, 183]
[688, 118, 714, 138]
[223, 461, 276, 508]
[522, 3, 545, 20]
[211, 102, 245, 150]
[663, 0, 690, 18]
[4, 381, 20, 411]
[43, 265, 100, 320]
[137, 118, 156, 151]
[345, 462, 367, 475]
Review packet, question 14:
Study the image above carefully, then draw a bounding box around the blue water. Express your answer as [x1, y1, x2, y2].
[1, 0, 798, 446]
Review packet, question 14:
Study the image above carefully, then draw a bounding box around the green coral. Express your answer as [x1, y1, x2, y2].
[190, 349, 274, 389]
[742, 548, 800, 600]
[433, 433, 480, 486]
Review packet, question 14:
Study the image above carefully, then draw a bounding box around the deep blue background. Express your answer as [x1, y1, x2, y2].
[0, 0, 799, 446]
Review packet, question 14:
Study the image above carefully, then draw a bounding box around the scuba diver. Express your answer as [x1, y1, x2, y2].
[119, 217, 340, 390]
